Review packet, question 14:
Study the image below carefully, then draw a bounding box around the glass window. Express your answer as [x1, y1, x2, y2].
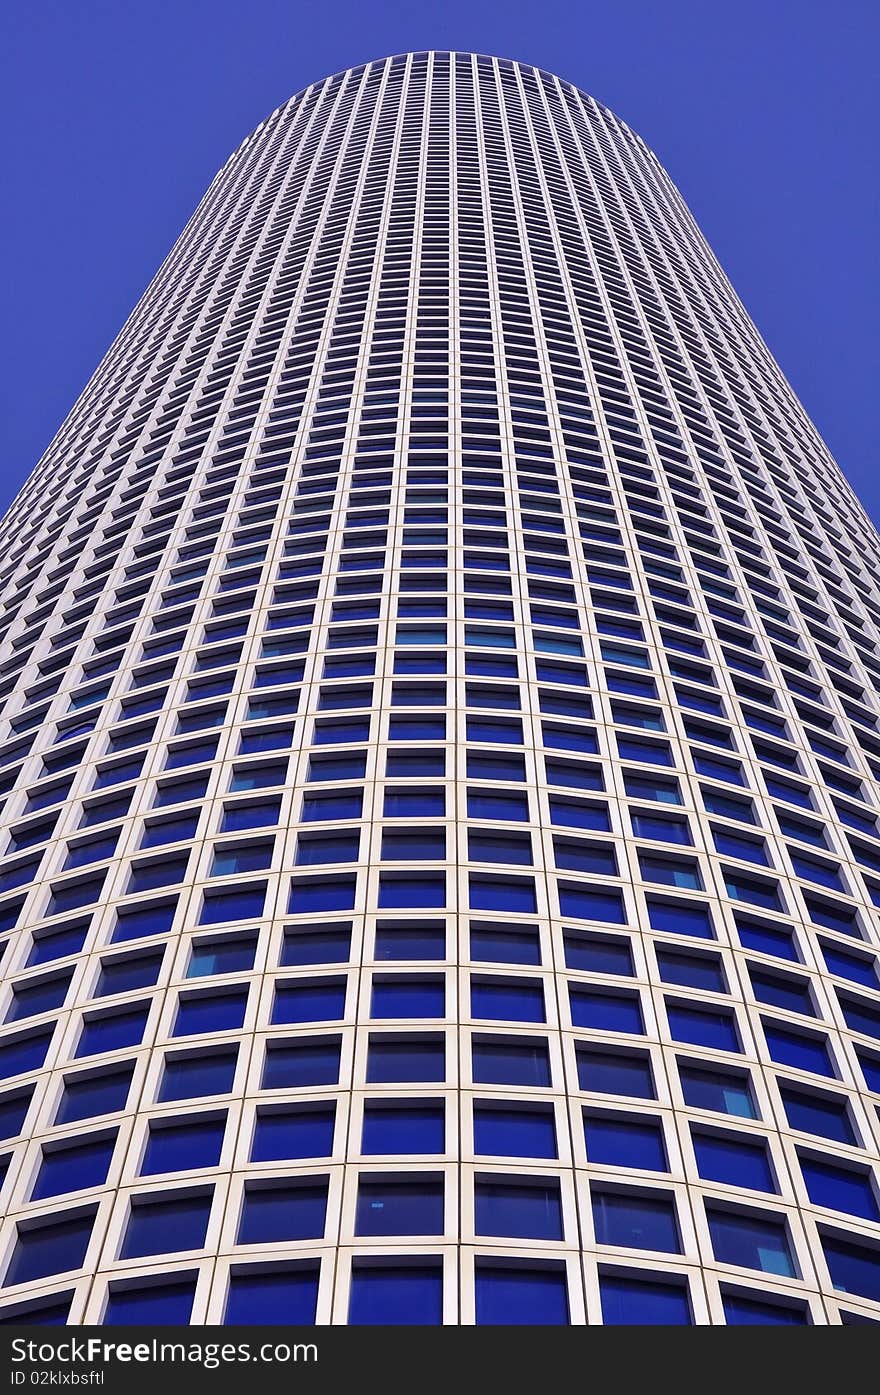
[237, 1182, 328, 1243]
[473, 1104, 557, 1159]
[706, 1206, 797, 1276]
[120, 1193, 212, 1258]
[692, 1130, 775, 1191]
[599, 1272, 691, 1325]
[261, 1039, 340, 1089]
[667, 1002, 739, 1051]
[272, 980, 345, 1024]
[570, 988, 643, 1034]
[370, 977, 445, 1019]
[575, 1033, 655, 1093]
[355, 1177, 444, 1236]
[31, 1135, 115, 1200]
[76, 1005, 149, 1057]
[251, 1106, 335, 1161]
[55, 1067, 132, 1124]
[474, 1264, 569, 1326]
[158, 1049, 237, 1102]
[472, 1036, 551, 1087]
[592, 1189, 679, 1252]
[361, 1102, 445, 1155]
[141, 1117, 226, 1174]
[5, 1214, 95, 1285]
[780, 1086, 855, 1144]
[471, 979, 545, 1023]
[647, 899, 713, 939]
[173, 991, 247, 1036]
[366, 1036, 445, 1084]
[583, 1114, 667, 1171]
[799, 1157, 879, 1221]
[822, 1234, 880, 1303]
[679, 1063, 755, 1118]
[475, 1178, 563, 1240]
[103, 1279, 196, 1325]
[656, 949, 725, 992]
[224, 1267, 318, 1325]
[722, 1290, 808, 1325]
[348, 1263, 443, 1326]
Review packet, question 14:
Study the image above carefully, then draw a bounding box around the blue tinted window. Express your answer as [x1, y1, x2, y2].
[570, 989, 643, 1034]
[251, 1106, 335, 1161]
[374, 924, 445, 960]
[237, 1183, 327, 1243]
[475, 1179, 563, 1239]
[361, 1103, 445, 1154]
[736, 917, 797, 960]
[592, 1190, 680, 1252]
[121, 1193, 212, 1258]
[76, 1006, 149, 1057]
[113, 900, 176, 942]
[0, 1090, 31, 1139]
[288, 876, 356, 914]
[5, 1214, 94, 1285]
[722, 1292, 808, 1325]
[7, 974, 71, 1020]
[355, 1177, 444, 1235]
[55, 1068, 132, 1124]
[261, 1039, 340, 1089]
[201, 885, 265, 923]
[823, 1235, 880, 1302]
[472, 1038, 551, 1087]
[781, 1086, 855, 1143]
[558, 885, 625, 923]
[646, 900, 713, 938]
[96, 953, 163, 996]
[188, 936, 258, 977]
[225, 1268, 319, 1325]
[821, 944, 879, 988]
[142, 1117, 226, 1174]
[583, 1114, 667, 1170]
[371, 978, 445, 1018]
[600, 1273, 691, 1325]
[159, 1050, 237, 1101]
[173, 991, 247, 1036]
[764, 1022, 834, 1076]
[103, 1279, 196, 1325]
[706, 1207, 796, 1276]
[31, 1136, 115, 1199]
[577, 1047, 654, 1098]
[564, 932, 633, 975]
[692, 1131, 775, 1191]
[800, 1157, 879, 1221]
[281, 926, 351, 966]
[378, 874, 446, 908]
[657, 950, 724, 992]
[0, 1029, 53, 1080]
[474, 1264, 569, 1326]
[348, 1263, 443, 1326]
[0, 1296, 72, 1325]
[472, 979, 545, 1022]
[366, 1036, 445, 1083]
[473, 1105, 557, 1158]
[470, 924, 541, 964]
[272, 980, 345, 1024]
[667, 1003, 739, 1051]
[469, 875, 536, 913]
[679, 1064, 755, 1117]
[750, 969, 813, 1015]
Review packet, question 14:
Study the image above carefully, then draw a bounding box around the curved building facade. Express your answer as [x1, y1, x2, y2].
[0, 51, 879, 1326]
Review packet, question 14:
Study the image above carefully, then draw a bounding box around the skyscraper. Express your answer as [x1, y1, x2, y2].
[0, 49, 878, 1326]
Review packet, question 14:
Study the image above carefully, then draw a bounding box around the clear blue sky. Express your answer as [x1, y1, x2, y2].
[2, 0, 877, 522]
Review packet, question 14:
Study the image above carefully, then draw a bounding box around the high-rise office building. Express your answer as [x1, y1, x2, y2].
[0, 51, 878, 1326]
